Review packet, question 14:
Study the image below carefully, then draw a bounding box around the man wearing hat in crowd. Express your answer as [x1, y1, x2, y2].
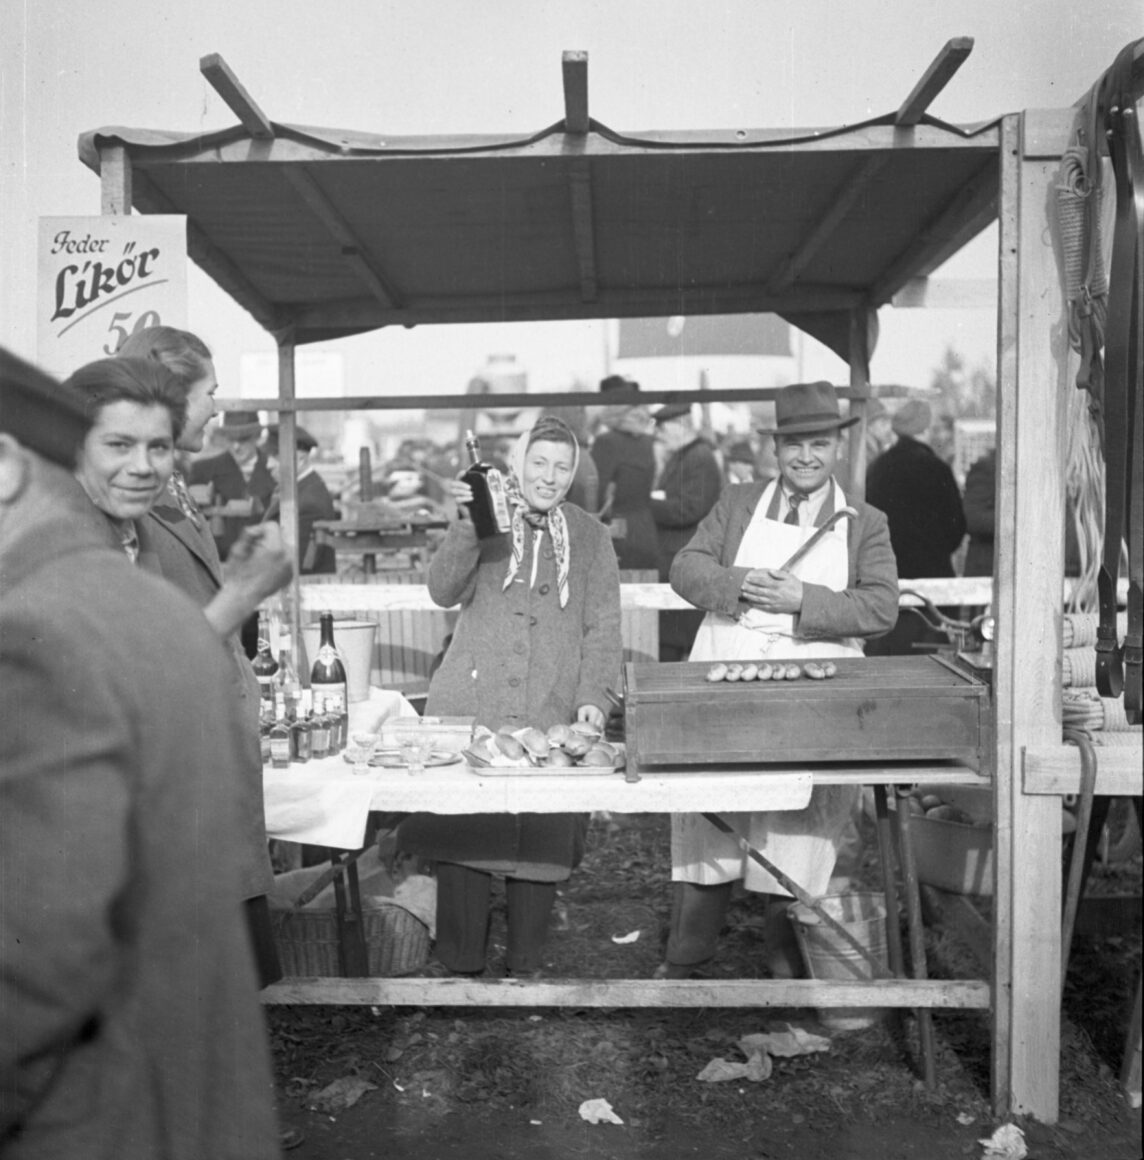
[263, 424, 337, 574]
[0, 349, 279, 1157]
[649, 402, 723, 660]
[865, 398, 966, 655]
[189, 408, 276, 561]
[658, 381, 899, 979]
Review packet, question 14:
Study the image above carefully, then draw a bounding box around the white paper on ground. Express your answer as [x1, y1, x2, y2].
[578, 1098, 624, 1125]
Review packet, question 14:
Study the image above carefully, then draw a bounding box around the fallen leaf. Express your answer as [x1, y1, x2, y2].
[956, 1111, 976, 1126]
[578, 1097, 624, 1125]
[309, 1076, 378, 1114]
[696, 1052, 772, 1083]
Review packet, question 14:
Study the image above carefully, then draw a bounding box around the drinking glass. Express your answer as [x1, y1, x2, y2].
[348, 732, 378, 775]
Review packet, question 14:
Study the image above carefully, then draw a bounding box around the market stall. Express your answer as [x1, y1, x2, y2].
[77, 40, 1143, 1119]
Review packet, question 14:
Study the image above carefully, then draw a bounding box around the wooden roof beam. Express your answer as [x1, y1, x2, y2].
[868, 158, 997, 305]
[765, 156, 889, 292]
[131, 170, 283, 332]
[200, 54, 275, 140]
[562, 51, 589, 133]
[568, 161, 598, 302]
[895, 38, 974, 127]
[281, 167, 403, 310]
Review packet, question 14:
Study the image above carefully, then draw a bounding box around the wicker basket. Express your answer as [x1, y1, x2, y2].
[271, 899, 429, 977]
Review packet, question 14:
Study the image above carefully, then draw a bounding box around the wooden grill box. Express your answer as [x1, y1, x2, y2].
[624, 656, 991, 773]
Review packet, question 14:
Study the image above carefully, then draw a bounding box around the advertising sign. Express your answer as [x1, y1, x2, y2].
[37, 215, 187, 378]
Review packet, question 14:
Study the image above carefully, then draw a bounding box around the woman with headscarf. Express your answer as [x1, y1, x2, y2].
[398, 415, 622, 977]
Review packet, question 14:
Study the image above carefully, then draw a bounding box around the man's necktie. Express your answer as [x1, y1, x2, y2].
[784, 493, 804, 526]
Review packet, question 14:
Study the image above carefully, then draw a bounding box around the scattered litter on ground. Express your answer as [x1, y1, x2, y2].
[309, 1076, 378, 1114]
[611, 929, 641, 944]
[740, 1023, 831, 1058]
[957, 1111, 976, 1125]
[578, 1097, 624, 1124]
[977, 1122, 1027, 1159]
[697, 1052, 773, 1083]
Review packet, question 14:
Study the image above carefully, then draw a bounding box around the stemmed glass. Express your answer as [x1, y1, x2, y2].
[347, 732, 378, 776]
[399, 733, 435, 775]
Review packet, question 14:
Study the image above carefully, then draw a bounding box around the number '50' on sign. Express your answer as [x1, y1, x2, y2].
[105, 310, 163, 356]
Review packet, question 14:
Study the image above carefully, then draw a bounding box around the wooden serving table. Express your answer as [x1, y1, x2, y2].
[262, 750, 991, 1038]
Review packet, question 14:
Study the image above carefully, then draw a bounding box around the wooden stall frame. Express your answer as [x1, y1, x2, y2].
[90, 45, 1144, 1122]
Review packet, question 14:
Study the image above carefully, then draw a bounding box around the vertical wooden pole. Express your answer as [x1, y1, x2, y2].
[277, 332, 302, 670]
[847, 307, 873, 500]
[100, 145, 132, 215]
[991, 111, 1069, 1122]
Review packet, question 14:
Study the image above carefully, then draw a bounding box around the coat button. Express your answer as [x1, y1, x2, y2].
[529, 616, 538, 626]
[538, 583, 550, 595]
[508, 676, 521, 688]
[513, 641, 526, 655]
[543, 547, 554, 560]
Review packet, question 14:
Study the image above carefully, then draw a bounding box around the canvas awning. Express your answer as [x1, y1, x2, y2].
[77, 47, 1000, 362]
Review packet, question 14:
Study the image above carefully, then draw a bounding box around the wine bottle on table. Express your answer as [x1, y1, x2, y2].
[310, 613, 348, 730]
[251, 611, 278, 715]
[461, 430, 511, 538]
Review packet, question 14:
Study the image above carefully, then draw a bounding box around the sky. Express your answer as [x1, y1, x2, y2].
[2, 1, 1138, 431]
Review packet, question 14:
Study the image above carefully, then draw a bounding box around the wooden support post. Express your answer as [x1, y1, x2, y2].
[894, 38, 975, 127]
[991, 111, 1069, 1122]
[100, 145, 132, 215]
[562, 51, 589, 134]
[200, 53, 275, 139]
[277, 334, 302, 663]
[847, 308, 873, 499]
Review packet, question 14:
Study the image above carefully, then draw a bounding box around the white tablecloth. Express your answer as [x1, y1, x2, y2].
[264, 745, 815, 850]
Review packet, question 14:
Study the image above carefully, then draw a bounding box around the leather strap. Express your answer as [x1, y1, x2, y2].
[1094, 42, 1143, 718]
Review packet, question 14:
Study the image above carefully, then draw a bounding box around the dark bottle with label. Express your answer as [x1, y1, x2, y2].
[310, 613, 348, 721]
[251, 612, 278, 715]
[461, 430, 512, 538]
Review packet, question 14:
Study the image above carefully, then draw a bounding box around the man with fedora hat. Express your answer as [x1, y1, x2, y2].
[0, 349, 279, 1156]
[649, 402, 723, 660]
[659, 380, 899, 979]
[189, 409, 276, 561]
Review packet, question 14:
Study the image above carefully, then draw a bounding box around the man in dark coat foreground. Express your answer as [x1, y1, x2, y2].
[0, 349, 279, 1159]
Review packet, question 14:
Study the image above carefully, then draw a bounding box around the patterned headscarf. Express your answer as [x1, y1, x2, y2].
[501, 416, 579, 609]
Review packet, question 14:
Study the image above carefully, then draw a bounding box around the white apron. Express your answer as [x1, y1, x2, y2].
[673, 478, 862, 898]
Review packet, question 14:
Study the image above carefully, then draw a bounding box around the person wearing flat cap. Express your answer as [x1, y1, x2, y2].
[649, 402, 723, 660]
[188, 409, 276, 561]
[659, 380, 899, 980]
[0, 349, 279, 1157]
[865, 398, 966, 655]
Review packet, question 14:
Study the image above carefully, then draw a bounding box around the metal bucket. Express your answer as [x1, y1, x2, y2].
[789, 892, 890, 1031]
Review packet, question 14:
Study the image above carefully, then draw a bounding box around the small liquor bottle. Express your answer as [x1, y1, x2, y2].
[273, 633, 302, 722]
[310, 614, 348, 722]
[461, 430, 512, 538]
[251, 611, 278, 715]
[269, 721, 292, 769]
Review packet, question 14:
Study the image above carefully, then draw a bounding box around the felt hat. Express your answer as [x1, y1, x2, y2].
[757, 381, 859, 436]
[725, 439, 755, 464]
[891, 399, 932, 437]
[218, 409, 263, 439]
[654, 402, 692, 424]
[0, 347, 91, 467]
[599, 374, 639, 393]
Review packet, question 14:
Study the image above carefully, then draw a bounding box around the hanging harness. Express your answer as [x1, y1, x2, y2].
[1066, 42, 1143, 722]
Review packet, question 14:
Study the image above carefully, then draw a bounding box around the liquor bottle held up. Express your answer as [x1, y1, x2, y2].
[461, 430, 511, 538]
[310, 613, 348, 719]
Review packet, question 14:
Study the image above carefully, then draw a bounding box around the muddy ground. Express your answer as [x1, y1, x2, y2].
[268, 814, 1142, 1159]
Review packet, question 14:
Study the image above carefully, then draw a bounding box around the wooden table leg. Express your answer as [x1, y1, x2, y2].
[329, 849, 370, 977]
[872, 786, 907, 979]
[893, 787, 938, 1088]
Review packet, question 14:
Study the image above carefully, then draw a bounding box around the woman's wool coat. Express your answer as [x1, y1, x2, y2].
[398, 504, 621, 878]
